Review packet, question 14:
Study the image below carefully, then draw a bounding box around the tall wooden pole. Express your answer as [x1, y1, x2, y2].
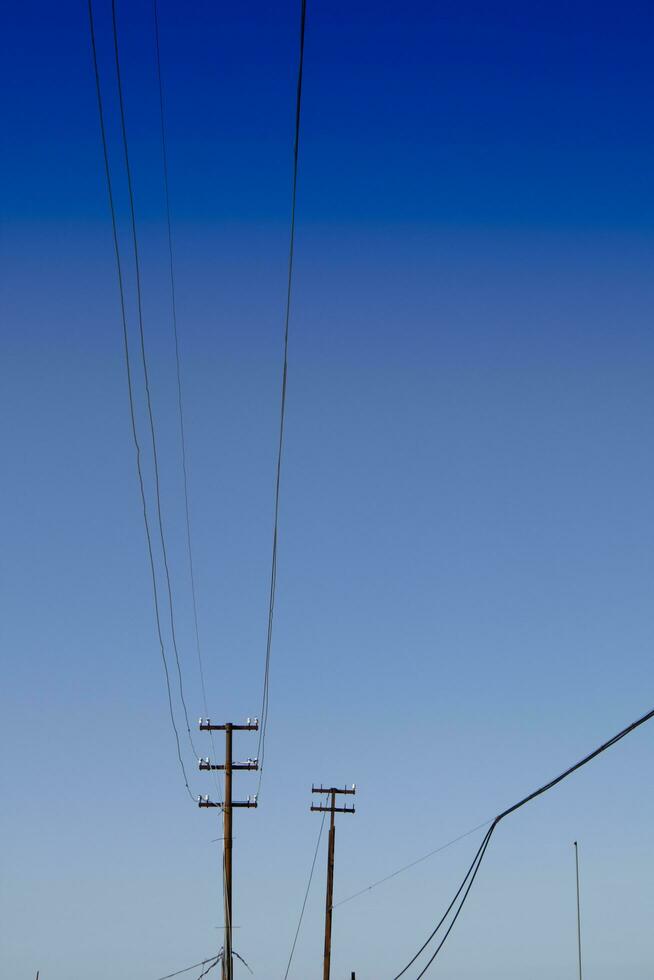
[224, 724, 233, 980]
[198, 719, 259, 980]
[323, 790, 336, 980]
[311, 783, 356, 980]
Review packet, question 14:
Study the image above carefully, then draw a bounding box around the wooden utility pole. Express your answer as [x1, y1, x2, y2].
[311, 783, 356, 980]
[199, 718, 259, 980]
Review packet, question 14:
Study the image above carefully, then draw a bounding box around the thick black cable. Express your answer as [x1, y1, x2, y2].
[257, 0, 308, 790]
[87, 0, 193, 800]
[392, 826, 495, 979]
[393, 703, 654, 977]
[283, 811, 326, 979]
[413, 826, 496, 979]
[110, 0, 198, 759]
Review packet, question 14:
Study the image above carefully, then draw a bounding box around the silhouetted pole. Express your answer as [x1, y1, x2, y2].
[574, 841, 583, 980]
[311, 783, 356, 980]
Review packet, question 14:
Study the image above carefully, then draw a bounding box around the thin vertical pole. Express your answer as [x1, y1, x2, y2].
[574, 841, 583, 980]
[323, 790, 336, 980]
[224, 724, 233, 980]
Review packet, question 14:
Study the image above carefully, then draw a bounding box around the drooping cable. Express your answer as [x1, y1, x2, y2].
[110, 0, 198, 760]
[283, 810, 326, 979]
[393, 703, 654, 977]
[257, 0, 308, 791]
[392, 826, 496, 980]
[87, 0, 193, 800]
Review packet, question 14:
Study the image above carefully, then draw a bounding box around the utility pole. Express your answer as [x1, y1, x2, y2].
[199, 718, 259, 980]
[311, 783, 356, 980]
[573, 841, 583, 980]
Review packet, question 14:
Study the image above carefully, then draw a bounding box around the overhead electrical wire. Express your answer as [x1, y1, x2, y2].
[332, 818, 494, 910]
[257, 0, 308, 791]
[392, 703, 654, 978]
[110, 0, 199, 761]
[150, 0, 224, 807]
[87, 0, 193, 800]
[151, 0, 214, 751]
[283, 810, 326, 980]
[154, 956, 220, 980]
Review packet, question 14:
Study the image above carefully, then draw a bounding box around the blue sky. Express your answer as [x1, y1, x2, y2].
[1, 1, 653, 978]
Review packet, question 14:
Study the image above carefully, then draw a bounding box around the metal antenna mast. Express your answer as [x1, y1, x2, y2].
[573, 841, 583, 980]
[311, 783, 356, 980]
[198, 718, 259, 980]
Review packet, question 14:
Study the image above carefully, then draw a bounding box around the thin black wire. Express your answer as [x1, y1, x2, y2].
[154, 957, 219, 980]
[332, 818, 493, 910]
[87, 0, 193, 800]
[110, 0, 198, 760]
[393, 703, 654, 978]
[283, 810, 326, 979]
[257, 0, 308, 791]
[196, 957, 221, 980]
[152, 0, 212, 736]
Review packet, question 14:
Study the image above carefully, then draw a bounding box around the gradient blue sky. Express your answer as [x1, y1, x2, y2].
[1, 2, 653, 978]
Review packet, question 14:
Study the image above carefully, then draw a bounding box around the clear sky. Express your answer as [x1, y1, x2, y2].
[1, 1, 653, 978]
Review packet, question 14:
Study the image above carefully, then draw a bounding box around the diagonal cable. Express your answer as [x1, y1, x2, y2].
[257, 0, 308, 792]
[393, 702, 654, 977]
[283, 810, 326, 979]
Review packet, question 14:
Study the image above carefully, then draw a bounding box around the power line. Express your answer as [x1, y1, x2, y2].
[151, 0, 213, 739]
[393, 703, 654, 977]
[110, 0, 198, 761]
[332, 818, 494, 910]
[150, 0, 224, 807]
[154, 956, 219, 980]
[283, 811, 326, 980]
[196, 958, 221, 980]
[257, 0, 308, 792]
[87, 0, 193, 800]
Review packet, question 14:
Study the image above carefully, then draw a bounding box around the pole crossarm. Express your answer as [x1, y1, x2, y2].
[199, 758, 259, 771]
[198, 797, 258, 809]
[199, 718, 259, 732]
[312, 784, 356, 796]
[311, 804, 355, 814]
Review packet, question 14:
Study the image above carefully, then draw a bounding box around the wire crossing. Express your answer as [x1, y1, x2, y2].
[257, 0, 309, 789]
[393, 702, 654, 977]
[87, 0, 193, 800]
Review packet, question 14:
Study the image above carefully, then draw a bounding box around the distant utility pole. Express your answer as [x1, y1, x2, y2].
[573, 841, 583, 980]
[311, 783, 356, 980]
[199, 718, 259, 980]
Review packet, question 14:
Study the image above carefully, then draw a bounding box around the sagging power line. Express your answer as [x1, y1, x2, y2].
[257, 0, 309, 790]
[87, 0, 195, 799]
[393, 702, 654, 978]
